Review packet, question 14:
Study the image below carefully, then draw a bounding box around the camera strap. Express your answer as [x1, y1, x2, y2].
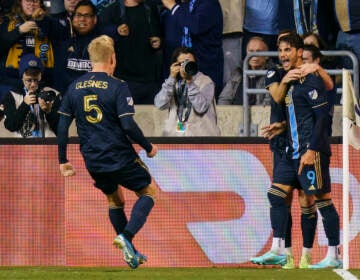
[21, 88, 42, 137]
[176, 80, 192, 123]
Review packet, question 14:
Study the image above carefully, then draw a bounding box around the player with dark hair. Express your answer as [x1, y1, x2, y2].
[251, 33, 341, 269]
[57, 34, 158, 269]
[251, 34, 317, 268]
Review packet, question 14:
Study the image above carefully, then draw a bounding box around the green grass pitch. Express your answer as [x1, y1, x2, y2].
[0, 267, 359, 280]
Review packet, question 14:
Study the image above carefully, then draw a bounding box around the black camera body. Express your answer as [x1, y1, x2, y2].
[181, 60, 198, 76]
[36, 89, 56, 102]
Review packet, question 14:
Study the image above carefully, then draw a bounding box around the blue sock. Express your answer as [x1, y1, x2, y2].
[109, 207, 128, 235]
[268, 186, 289, 238]
[316, 199, 340, 246]
[124, 195, 154, 238]
[301, 204, 317, 248]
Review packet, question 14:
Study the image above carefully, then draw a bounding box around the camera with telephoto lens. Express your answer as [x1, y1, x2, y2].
[181, 59, 198, 76]
[36, 89, 56, 102]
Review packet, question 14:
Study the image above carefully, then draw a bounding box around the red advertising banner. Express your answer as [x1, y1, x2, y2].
[0, 144, 359, 267]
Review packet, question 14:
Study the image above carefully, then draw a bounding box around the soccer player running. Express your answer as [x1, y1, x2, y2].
[57, 35, 158, 269]
[251, 33, 341, 269]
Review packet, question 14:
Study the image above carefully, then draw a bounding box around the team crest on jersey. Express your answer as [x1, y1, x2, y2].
[127, 97, 134, 106]
[267, 70, 275, 78]
[308, 89, 318, 100]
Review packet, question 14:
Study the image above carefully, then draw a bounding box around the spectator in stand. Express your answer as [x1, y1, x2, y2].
[243, 0, 279, 54]
[1, 53, 60, 137]
[218, 0, 244, 85]
[0, 0, 55, 101]
[303, 32, 327, 50]
[218, 36, 273, 105]
[154, 47, 220, 136]
[0, 0, 13, 18]
[50, 0, 120, 94]
[50, 0, 80, 40]
[278, 0, 338, 49]
[161, 0, 224, 98]
[98, 0, 162, 104]
[334, 0, 360, 79]
[90, 0, 118, 15]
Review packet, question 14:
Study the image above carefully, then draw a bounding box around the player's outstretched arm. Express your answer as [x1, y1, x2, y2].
[57, 114, 74, 175]
[119, 115, 154, 155]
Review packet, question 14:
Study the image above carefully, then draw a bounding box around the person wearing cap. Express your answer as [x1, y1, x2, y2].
[0, 0, 55, 102]
[1, 53, 61, 137]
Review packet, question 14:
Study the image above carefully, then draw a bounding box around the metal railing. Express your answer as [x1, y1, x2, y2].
[241, 50, 359, 136]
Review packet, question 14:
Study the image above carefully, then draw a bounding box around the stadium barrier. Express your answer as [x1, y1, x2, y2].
[0, 139, 359, 268]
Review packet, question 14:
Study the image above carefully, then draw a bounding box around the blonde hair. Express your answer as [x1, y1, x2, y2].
[87, 35, 115, 64]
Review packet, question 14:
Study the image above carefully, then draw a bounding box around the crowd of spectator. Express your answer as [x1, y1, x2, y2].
[0, 0, 359, 137]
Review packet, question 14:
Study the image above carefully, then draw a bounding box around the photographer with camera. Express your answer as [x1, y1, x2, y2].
[1, 53, 60, 137]
[154, 47, 220, 136]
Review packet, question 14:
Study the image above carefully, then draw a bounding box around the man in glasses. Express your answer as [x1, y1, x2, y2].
[1, 53, 61, 137]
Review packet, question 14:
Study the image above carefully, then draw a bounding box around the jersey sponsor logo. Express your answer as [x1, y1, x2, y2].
[127, 97, 134, 106]
[67, 59, 92, 72]
[267, 70, 275, 78]
[308, 89, 318, 100]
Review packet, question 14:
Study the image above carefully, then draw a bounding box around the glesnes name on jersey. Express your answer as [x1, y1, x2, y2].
[76, 80, 109, 89]
[67, 59, 92, 71]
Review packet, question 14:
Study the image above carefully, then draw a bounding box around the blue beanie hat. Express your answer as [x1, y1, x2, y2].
[18, 54, 44, 78]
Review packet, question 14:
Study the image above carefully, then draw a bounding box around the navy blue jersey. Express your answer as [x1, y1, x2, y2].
[265, 66, 287, 154]
[284, 74, 330, 159]
[265, 66, 287, 90]
[59, 72, 138, 172]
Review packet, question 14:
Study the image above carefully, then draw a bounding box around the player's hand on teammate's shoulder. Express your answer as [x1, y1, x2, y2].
[60, 162, 76, 177]
[147, 144, 158, 158]
[298, 63, 319, 77]
[282, 68, 302, 84]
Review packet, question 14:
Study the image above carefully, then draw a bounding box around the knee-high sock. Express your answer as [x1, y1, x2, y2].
[285, 208, 292, 248]
[301, 204, 317, 248]
[268, 186, 289, 238]
[124, 195, 154, 241]
[109, 206, 128, 235]
[315, 199, 340, 246]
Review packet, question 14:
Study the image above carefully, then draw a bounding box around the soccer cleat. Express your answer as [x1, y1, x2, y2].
[113, 234, 139, 269]
[299, 253, 312, 269]
[250, 251, 287, 265]
[308, 257, 343, 269]
[282, 254, 295, 269]
[135, 251, 147, 265]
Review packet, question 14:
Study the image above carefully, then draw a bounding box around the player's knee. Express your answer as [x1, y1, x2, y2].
[106, 191, 125, 208]
[267, 185, 288, 207]
[299, 191, 314, 208]
[136, 184, 157, 202]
